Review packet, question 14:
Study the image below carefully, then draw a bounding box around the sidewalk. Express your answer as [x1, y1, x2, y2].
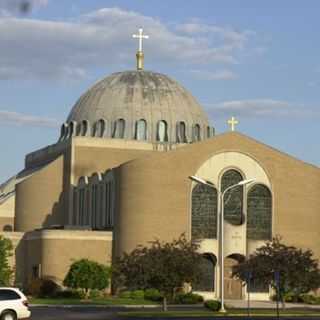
[226, 299, 320, 309]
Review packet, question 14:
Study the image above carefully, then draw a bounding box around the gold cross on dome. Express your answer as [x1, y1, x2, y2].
[227, 116, 239, 131]
[132, 28, 149, 52]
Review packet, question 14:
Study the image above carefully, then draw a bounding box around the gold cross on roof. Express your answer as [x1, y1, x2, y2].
[132, 28, 149, 52]
[227, 116, 239, 131]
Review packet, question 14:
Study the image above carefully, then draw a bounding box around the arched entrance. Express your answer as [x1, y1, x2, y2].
[224, 254, 244, 299]
[193, 254, 217, 292]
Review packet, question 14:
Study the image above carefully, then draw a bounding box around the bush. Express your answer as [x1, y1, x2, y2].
[174, 292, 203, 304]
[27, 278, 60, 298]
[300, 294, 319, 305]
[118, 290, 132, 299]
[204, 299, 221, 311]
[39, 279, 60, 297]
[89, 289, 103, 299]
[55, 290, 83, 299]
[130, 290, 145, 299]
[144, 288, 163, 301]
[283, 292, 298, 302]
[63, 259, 110, 299]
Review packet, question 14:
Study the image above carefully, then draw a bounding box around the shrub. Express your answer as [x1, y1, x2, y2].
[39, 279, 60, 297]
[89, 289, 103, 299]
[174, 292, 203, 304]
[27, 278, 60, 298]
[55, 290, 83, 299]
[204, 299, 221, 311]
[130, 289, 145, 299]
[63, 259, 110, 299]
[118, 290, 132, 299]
[144, 288, 163, 301]
[300, 294, 318, 305]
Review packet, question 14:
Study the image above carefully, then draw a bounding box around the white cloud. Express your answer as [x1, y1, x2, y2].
[0, 110, 59, 127]
[204, 99, 319, 118]
[189, 69, 238, 80]
[0, 7, 257, 80]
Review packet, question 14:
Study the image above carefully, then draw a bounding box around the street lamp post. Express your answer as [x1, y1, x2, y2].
[189, 175, 255, 313]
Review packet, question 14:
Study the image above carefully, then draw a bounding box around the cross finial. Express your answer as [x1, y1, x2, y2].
[132, 28, 149, 70]
[227, 116, 239, 131]
[132, 28, 149, 52]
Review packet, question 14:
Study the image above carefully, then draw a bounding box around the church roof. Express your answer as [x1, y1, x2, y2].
[60, 70, 212, 144]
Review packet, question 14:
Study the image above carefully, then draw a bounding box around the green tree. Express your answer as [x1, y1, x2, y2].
[232, 237, 320, 303]
[63, 259, 110, 299]
[0, 236, 13, 286]
[113, 234, 202, 311]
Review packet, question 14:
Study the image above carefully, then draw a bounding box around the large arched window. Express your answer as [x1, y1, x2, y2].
[135, 119, 147, 141]
[192, 254, 216, 291]
[247, 184, 272, 240]
[176, 121, 187, 143]
[157, 120, 168, 142]
[112, 119, 125, 139]
[192, 183, 218, 239]
[94, 119, 106, 138]
[221, 169, 244, 225]
[193, 124, 201, 142]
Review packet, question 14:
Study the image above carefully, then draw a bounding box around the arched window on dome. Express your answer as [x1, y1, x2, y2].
[112, 119, 125, 139]
[193, 124, 201, 142]
[176, 121, 187, 143]
[76, 123, 81, 136]
[247, 184, 272, 240]
[221, 169, 244, 225]
[157, 120, 168, 142]
[94, 119, 106, 138]
[192, 183, 218, 239]
[207, 126, 211, 138]
[81, 120, 89, 136]
[135, 119, 147, 141]
[68, 121, 76, 138]
[59, 123, 68, 141]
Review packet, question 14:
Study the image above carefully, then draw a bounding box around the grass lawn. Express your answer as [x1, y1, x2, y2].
[30, 297, 159, 305]
[119, 309, 320, 318]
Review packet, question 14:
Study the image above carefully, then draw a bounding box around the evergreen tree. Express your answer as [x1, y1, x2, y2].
[0, 236, 13, 286]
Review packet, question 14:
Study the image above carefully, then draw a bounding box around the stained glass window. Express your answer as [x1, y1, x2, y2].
[192, 254, 216, 291]
[221, 169, 244, 225]
[247, 184, 272, 240]
[192, 184, 218, 239]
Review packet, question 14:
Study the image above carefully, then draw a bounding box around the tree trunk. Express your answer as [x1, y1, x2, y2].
[85, 288, 90, 300]
[162, 296, 168, 312]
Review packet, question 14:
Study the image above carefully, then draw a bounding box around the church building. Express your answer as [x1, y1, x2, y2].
[0, 29, 319, 300]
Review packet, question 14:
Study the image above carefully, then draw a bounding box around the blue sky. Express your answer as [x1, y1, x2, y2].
[0, 0, 320, 181]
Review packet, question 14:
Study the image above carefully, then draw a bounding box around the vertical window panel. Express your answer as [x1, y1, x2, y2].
[247, 184, 272, 240]
[221, 169, 244, 225]
[192, 184, 218, 239]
